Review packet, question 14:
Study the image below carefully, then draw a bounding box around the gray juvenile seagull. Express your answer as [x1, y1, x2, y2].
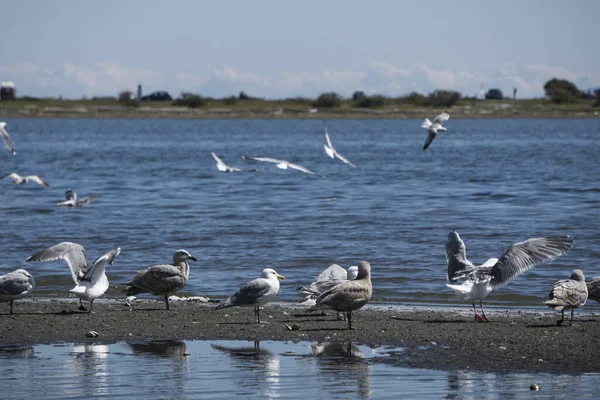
[421, 111, 450, 151]
[0, 269, 35, 314]
[545, 269, 588, 325]
[243, 155, 323, 177]
[323, 120, 356, 167]
[26, 242, 121, 312]
[310, 261, 372, 329]
[57, 188, 99, 207]
[587, 277, 600, 304]
[215, 268, 285, 323]
[2, 172, 50, 188]
[211, 152, 256, 173]
[445, 231, 574, 322]
[0, 122, 16, 155]
[124, 250, 197, 310]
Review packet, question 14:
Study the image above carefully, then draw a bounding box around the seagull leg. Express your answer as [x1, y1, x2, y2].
[255, 306, 261, 323]
[78, 299, 87, 311]
[472, 302, 482, 321]
[9, 300, 14, 315]
[347, 311, 355, 330]
[480, 301, 489, 322]
[570, 309, 574, 325]
[164, 295, 170, 310]
[88, 300, 94, 314]
[557, 310, 564, 326]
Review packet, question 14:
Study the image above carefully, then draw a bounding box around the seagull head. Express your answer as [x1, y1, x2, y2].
[570, 269, 585, 282]
[261, 268, 285, 280]
[174, 249, 197, 263]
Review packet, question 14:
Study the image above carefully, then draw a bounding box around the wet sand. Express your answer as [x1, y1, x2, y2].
[1, 298, 598, 373]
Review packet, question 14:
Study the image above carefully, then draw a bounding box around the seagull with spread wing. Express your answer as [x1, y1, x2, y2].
[421, 111, 450, 151]
[26, 242, 121, 312]
[57, 189, 100, 207]
[0, 122, 16, 155]
[2, 173, 50, 188]
[243, 156, 322, 177]
[323, 120, 356, 167]
[445, 231, 574, 321]
[211, 152, 256, 173]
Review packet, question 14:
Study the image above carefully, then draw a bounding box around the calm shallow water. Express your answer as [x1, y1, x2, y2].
[1, 118, 599, 307]
[0, 339, 598, 399]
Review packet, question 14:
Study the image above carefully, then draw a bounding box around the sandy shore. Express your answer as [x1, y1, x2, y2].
[1, 298, 598, 373]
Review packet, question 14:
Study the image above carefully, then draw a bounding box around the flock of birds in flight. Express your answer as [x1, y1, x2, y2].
[1, 118, 599, 329]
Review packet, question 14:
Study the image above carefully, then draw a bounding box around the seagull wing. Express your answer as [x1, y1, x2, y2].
[26, 242, 88, 284]
[286, 161, 316, 175]
[76, 195, 100, 205]
[434, 112, 450, 124]
[243, 156, 282, 164]
[423, 131, 437, 151]
[445, 234, 475, 282]
[2, 172, 21, 181]
[25, 175, 50, 188]
[211, 152, 230, 172]
[0, 123, 16, 155]
[334, 151, 356, 167]
[81, 248, 121, 281]
[489, 236, 574, 289]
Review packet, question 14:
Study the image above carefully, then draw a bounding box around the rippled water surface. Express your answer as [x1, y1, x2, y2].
[1, 118, 599, 306]
[1, 340, 598, 399]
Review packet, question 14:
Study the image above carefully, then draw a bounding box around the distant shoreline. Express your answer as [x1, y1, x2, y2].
[1, 100, 599, 120]
[2, 298, 598, 373]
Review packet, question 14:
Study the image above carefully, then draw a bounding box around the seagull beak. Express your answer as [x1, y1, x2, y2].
[189, 256, 198, 261]
[277, 274, 285, 280]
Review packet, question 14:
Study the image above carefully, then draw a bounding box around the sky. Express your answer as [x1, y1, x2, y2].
[1, 0, 599, 99]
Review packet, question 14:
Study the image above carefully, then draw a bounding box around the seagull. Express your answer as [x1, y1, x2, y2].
[243, 156, 323, 177]
[310, 261, 372, 329]
[57, 189, 99, 207]
[123, 249, 197, 310]
[323, 121, 356, 167]
[445, 231, 574, 322]
[421, 111, 450, 151]
[26, 242, 121, 312]
[215, 268, 285, 323]
[0, 269, 35, 314]
[0, 122, 16, 155]
[545, 269, 588, 326]
[587, 277, 600, 304]
[211, 152, 256, 173]
[2, 173, 50, 188]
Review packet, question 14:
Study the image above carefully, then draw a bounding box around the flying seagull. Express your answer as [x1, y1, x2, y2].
[242, 156, 323, 177]
[57, 189, 100, 207]
[26, 242, 121, 312]
[323, 121, 356, 167]
[211, 152, 256, 173]
[310, 261, 372, 329]
[215, 268, 285, 323]
[421, 111, 450, 151]
[545, 269, 588, 326]
[0, 269, 35, 314]
[2, 173, 50, 188]
[0, 122, 16, 155]
[123, 249, 197, 310]
[445, 231, 574, 321]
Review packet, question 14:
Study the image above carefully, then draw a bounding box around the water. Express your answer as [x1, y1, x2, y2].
[0, 339, 598, 399]
[1, 118, 599, 307]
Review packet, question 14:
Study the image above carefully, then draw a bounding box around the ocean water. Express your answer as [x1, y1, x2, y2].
[1, 118, 599, 307]
[1, 339, 598, 399]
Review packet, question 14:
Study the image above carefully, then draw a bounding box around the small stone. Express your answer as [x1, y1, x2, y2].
[530, 384, 541, 391]
[499, 346, 506, 351]
[291, 324, 300, 331]
[86, 331, 99, 338]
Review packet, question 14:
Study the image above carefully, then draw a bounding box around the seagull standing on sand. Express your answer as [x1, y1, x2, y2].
[445, 231, 574, 322]
[545, 269, 588, 325]
[587, 277, 600, 304]
[26, 242, 120, 313]
[215, 268, 285, 323]
[421, 111, 450, 151]
[0, 269, 35, 314]
[243, 156, 322, 177]
[310, 261, 372, 329]
[323, 121, 356, 167]
[2, 173, 50, 188]
[0, 122, 16, 155]
[123, 250, 197, 310]
[57, 189, 99, 207]
[211, 152, 257, 173]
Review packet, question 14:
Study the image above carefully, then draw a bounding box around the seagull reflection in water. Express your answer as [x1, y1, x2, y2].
[72, 343, 111, 397]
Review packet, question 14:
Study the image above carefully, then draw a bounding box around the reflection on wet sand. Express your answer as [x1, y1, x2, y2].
[310, 342, 371, 399]
[72, 343, 111, 397]
[0, 344, 34, 359]
[129, 340, 189, 360]
[211, 341, 280, 398]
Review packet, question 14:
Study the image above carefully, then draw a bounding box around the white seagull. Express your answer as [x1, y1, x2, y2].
[57, 189, 99, 207]
[211, 152, 256, 173]
[545, 269, 588, 326]
[26, 242, 121, 312]
[323, 121, 356, 167]
[0, 122, 16, 155]
[445, 231, 574, 321]
[2, 173, 50, 188]
[0, 269, 35, 314]
[215, 268, 285, 323]
[243, 156, 323, 177]
[421, 111, 450, 151]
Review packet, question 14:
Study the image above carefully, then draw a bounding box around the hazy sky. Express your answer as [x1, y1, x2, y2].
[1, 0, 598, 99]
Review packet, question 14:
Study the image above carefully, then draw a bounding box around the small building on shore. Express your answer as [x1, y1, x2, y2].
[1, 81, 16, 100]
